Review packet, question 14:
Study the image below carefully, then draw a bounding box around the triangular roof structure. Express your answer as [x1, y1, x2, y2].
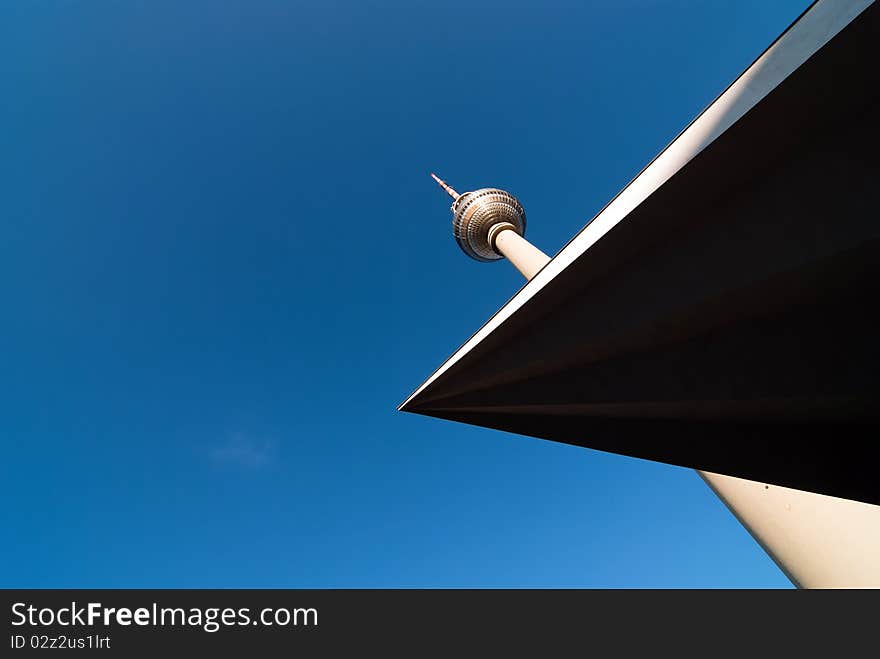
[401, 0, 880, 506]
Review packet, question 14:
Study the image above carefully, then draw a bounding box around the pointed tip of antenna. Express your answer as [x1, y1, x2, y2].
[429, 171, 460, 201]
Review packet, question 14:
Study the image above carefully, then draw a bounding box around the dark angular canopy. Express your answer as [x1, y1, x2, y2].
[401, 1, 880, 506]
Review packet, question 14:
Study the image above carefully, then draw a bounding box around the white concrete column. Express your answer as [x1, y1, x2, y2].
[698, 470, 880, 588]
[489, 223, 551, 280]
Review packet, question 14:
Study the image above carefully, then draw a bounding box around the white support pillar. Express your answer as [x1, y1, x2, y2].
[698, 470, 880, 588]
[489, 223, 551, 280]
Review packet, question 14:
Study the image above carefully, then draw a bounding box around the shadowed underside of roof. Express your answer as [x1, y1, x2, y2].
[401, 1, 880, 505]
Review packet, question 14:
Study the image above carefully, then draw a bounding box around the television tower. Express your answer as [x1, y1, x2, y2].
[430, 173, 551, 280]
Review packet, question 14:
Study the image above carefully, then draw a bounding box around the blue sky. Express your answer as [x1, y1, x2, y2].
[0, 1, 811, 587]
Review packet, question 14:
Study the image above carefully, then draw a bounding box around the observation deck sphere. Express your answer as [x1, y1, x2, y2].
[451, 188, 527, 262]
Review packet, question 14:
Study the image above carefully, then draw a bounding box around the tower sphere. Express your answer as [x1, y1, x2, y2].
[430, 173, 550, 280]
[451, 188, 527, 262]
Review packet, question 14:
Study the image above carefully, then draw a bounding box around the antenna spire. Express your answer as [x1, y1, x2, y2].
[430, 172, 460, 201]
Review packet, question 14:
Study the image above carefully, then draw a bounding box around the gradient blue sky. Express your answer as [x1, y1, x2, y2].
[1, 1, 812, 587]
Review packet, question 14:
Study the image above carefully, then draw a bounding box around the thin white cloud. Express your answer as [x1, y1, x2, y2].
[210, 434, 276, 468]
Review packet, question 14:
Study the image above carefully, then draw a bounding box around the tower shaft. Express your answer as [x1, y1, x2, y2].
[489, 223, 551, 280]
